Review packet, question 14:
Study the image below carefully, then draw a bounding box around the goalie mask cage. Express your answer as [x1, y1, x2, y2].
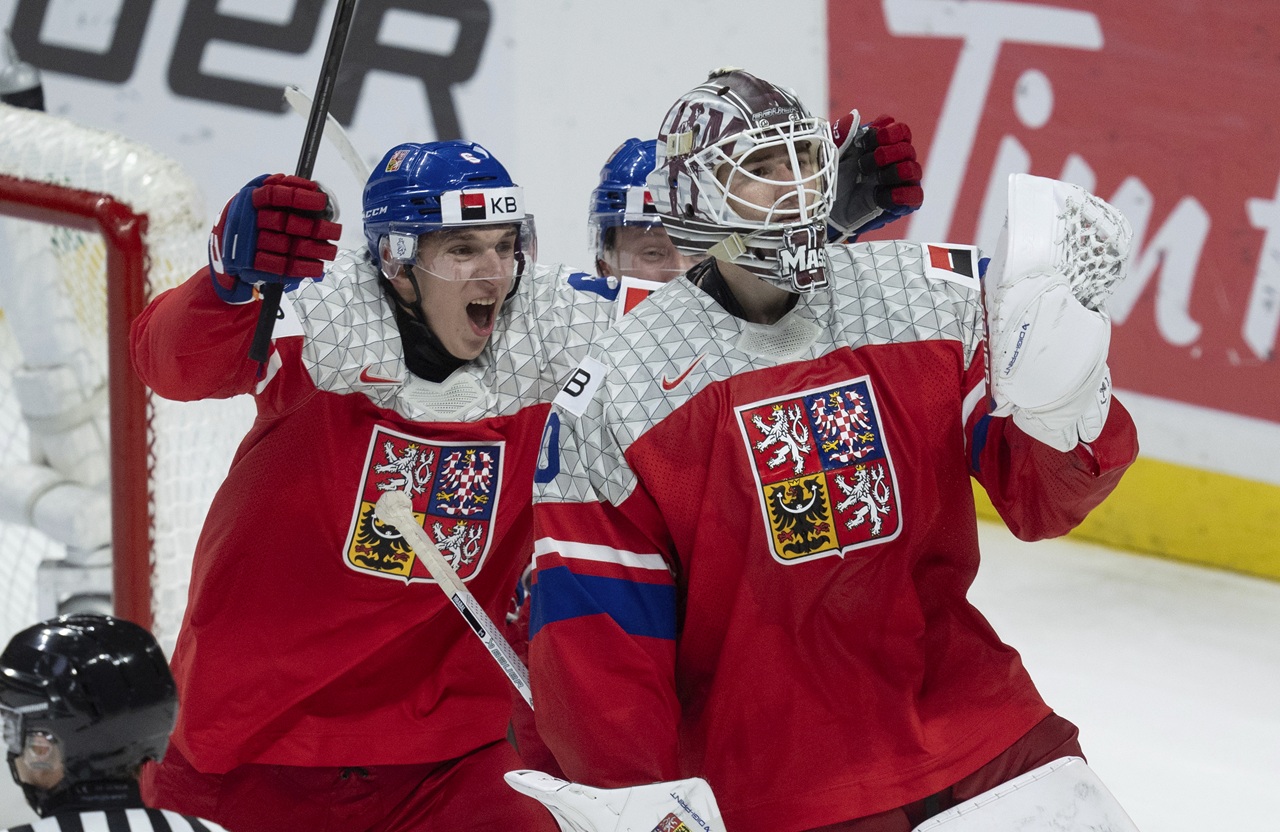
[0, 102, 254, 653]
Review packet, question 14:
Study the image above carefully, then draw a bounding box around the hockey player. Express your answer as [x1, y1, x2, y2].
[0, 614, 227, 831]
[521, 68, 1140, 832]
[129, 141, 618, 831]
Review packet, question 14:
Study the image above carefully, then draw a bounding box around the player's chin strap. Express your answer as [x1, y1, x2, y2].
[505, 770, 728, 832]
[381, 275, 468, 383]
[704, 233, 748, 264]
[704, 221, 831, 295]
[911, 757, 1141, 832]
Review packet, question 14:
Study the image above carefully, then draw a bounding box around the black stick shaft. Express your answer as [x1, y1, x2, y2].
[248, 0, 360, 363]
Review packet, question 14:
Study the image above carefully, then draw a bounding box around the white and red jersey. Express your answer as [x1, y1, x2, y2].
[130, 250, 614, 773]
[528, 241, 1138, 832]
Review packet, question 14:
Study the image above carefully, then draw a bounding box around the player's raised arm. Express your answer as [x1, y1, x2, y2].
[129, 174, 339, 401]
[969, 173, 1139, 539]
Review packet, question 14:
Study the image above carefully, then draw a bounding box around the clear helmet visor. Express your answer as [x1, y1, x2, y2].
[596, 223, 705, 284]
[706, 118, 836, 227]
[1, 695, 50, 756]
[382, 217, 537, 283]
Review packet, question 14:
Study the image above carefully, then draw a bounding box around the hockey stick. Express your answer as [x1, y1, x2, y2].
[283, 84, 371, 186]
[374, 490, 534, 707]
[248, 0, 360, 363]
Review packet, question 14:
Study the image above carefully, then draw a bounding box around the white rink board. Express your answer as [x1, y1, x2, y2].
[0, 0, 826, 275]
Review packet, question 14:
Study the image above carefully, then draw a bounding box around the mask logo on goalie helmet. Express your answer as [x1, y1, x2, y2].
[735, 378, 902, 564]
[778, 225, 830, 292]
[345, 425, 502, 583]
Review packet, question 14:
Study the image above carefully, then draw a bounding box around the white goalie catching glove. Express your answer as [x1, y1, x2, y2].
[984, 174, 1133, 451]
[505, 769, 726, 832]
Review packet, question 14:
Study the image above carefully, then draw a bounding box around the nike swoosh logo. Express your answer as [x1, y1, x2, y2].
[359, 366, 402, 386]
[661, 354, 704, 391]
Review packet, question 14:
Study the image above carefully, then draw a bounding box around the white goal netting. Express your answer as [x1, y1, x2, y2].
[0, 102, 255, 654]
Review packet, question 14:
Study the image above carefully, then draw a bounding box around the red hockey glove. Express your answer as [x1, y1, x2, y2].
[208, 173, 341, 304]
[827, 111, 924, 243]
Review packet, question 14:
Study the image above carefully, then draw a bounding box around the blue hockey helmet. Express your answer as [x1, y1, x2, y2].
[589, 138, 702, 283]
[588, 138, 661, 256]
[363, 140, 536, 281]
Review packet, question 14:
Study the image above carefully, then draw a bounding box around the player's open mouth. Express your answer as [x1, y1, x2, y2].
[467, 298, 498, 335]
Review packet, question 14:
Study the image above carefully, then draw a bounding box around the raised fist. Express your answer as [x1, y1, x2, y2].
[208, 174, 341, 304]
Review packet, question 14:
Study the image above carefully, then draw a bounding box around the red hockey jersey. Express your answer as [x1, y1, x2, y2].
[528, 242, 1138, 832]
[130, 250, 613, 772]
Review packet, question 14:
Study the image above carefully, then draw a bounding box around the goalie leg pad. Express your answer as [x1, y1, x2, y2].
[911, 757, 1141, 832]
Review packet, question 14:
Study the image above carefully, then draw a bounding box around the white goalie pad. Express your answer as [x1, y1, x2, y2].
[912, 757, 1141, 832]
[984, 174, 1133, 451]
[505, 769, 726, 832]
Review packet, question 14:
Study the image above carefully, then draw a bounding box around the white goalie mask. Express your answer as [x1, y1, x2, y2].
[648, 67, 839, 294]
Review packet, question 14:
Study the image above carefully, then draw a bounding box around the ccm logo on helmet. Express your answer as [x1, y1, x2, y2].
[441, 186, 524, 223]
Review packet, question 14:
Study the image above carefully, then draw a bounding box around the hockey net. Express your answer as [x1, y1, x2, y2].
[0, 102, 254, 654]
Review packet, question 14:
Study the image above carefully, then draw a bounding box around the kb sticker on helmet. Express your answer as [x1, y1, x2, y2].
[441, 187, 525, 223]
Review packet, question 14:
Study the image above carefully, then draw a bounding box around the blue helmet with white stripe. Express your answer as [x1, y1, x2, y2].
[588, 139, 699, 283]
[588, 138, 660, 259]
[363, 140, 536, 277]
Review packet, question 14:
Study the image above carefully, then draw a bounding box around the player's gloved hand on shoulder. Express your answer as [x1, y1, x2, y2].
[827, 111, 923, 243]
[208, 173, 341, 304]
[985, 174, 1133, 451]
[505, 769, 726, 832]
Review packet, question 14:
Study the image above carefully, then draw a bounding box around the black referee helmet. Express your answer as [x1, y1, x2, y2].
[1, 614, 176, 811]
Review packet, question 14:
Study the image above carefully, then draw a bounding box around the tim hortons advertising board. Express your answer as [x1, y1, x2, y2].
[830, 1, 1280, 430]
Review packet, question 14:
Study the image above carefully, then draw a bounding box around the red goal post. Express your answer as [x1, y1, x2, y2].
[0, 102, 254, 653]
[0, 173, 152, 627]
